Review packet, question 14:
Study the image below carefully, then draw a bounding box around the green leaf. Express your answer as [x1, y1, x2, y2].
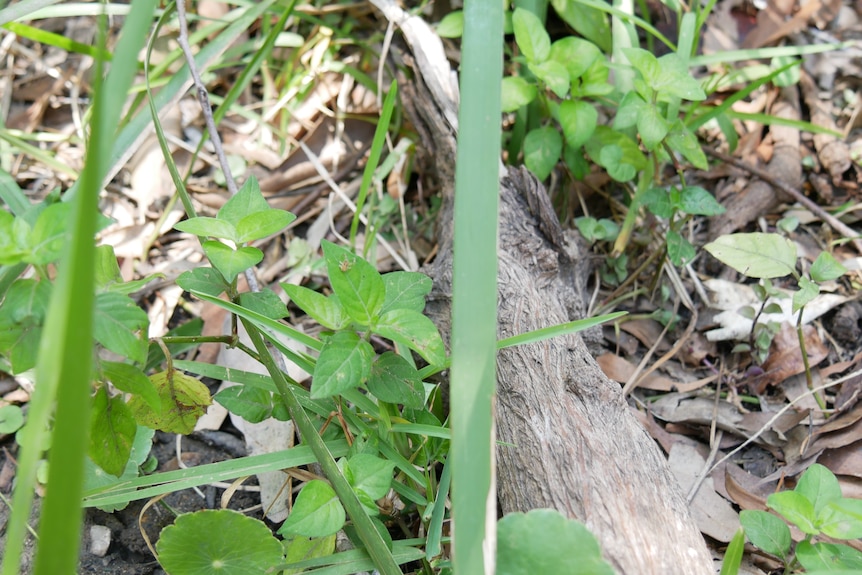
[0, 278, 50, 323]
[367, 352, 425, 408]
[176, 267, 229, 297]
[667, 230, 695, 266]
[574, 217, 618, 242]
[585, 127, 646, 182]
[94, 244, 122, 290]
[549, 0, 611, 52]
[375, 309, 446, 366]
[94, 292, 149, 364]
[512, 8, 550, 63]
[655, 53, 706, 101]
[679, 186, 725, 216]
[796, 540, 862, 572]
[202, 240, 263, 283]
[283, 284, 348, 330]
[793, 276, 820, 313]
[128, 369, 212, 434]
[217, 176, 271, 227]
[0, 210, 27, 265]
[810, 251, 847, 283]
[497, 509, 614, 575]
[174, 216, 237, 242]
[0, 404, 24, 434]
[720, 528, 745, 575]
[642, 187, 673, 218]
[28, 202, 71, 264]
[529, 60, 570, 98]
[215, 385, 272, 424]
[157, 509, 284, 575]
[322, 240, 385, 325]
[549, 37, 601, 82]
[235, 209, 296, 244]
[666, 122, 708, 170]
[623, 47, 660, 86]
[501, 76, 538, 113]
[311, 331, 374, 398]
[770, 56, 799, 88]
[346, 454, 396, 500]
[278, 480, 346, 538]
[819, 498, 862, 539]
[768, 490, 818, 535]
[381, 271, 432, 315]
[558, 100, 597, 150]
[238, 289, 288, 319]
[524, 126, 562, 181]
[83, 425, 155, 513]
[739, 509, 791, 558]
[89, 386, 136, 477]
[577, 58, 614, 97]
[704, 233, 797, 278]
[637, 104, 669, 150]
[100, 360, 160, 412]
[0, 315, 41, 373]
[613, 91, 646, 131]
[437, 10, 463, 38]
[281, 535, 336, 575]
[796, 464, 843, 516]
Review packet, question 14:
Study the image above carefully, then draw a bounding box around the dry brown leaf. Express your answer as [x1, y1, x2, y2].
[596, 353, 677, 391]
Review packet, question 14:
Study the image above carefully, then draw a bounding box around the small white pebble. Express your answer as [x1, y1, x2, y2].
[89, 525, 111, 557]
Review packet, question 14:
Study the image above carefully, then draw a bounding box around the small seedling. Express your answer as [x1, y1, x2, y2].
[730, 464, 862, 573]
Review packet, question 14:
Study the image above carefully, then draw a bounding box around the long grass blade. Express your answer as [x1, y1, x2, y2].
[451, 0, 503, 572]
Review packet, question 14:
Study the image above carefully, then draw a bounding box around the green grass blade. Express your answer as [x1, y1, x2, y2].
[351, 81, 397, 252]
[0, 167, 31, 216]
[0, 0, 61, 25]
[451, 0, 503, 572]
[1, 3, 158, 574]
[82, 440, 350, 508]
[425, 455, 451, 560]
[497, 311, 627, 349]
[689, 42, 847, 67]
[2, 21, 112, 59]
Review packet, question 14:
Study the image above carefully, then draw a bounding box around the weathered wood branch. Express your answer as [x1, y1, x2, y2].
[399, 60, 714, 575]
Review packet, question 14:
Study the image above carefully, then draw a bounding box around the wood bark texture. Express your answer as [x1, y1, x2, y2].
[400, 66, 714, 575]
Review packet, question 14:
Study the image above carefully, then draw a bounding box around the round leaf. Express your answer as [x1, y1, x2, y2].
[819, 498, 862, 539]
[497, 509, 614, 575]
[501, 76, 538, 113]
[0, 404, 24, 434]
[524, 127, 562, 181]
[157, 509, 283, 575]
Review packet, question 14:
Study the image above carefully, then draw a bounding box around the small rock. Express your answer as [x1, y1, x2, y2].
[88, 525, 111, 557]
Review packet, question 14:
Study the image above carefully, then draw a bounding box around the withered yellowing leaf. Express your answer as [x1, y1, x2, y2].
[129, 370, 211, 434]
